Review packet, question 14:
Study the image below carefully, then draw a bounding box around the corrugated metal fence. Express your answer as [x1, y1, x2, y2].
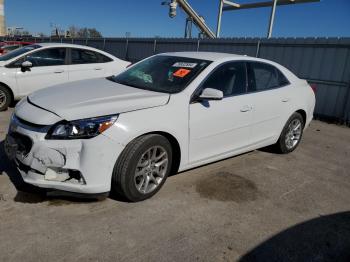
[6, 37, 350, 124]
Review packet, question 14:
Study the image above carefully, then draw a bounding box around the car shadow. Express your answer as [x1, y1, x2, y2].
[0, 140, 105, 204]
[239, 211, 350, 262]
[258, 145, 279, 154]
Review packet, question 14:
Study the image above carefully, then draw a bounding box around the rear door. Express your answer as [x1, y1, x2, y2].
[67, 48, 112, 81]
[247, 62, 292, 145]
[15, 47, 69, 96]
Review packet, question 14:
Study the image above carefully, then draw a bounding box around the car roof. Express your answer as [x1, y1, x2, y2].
[163, 51, 244, 62]
[31, 42, 117, 59]
[162, 51, 300, 81]
[36, 42, 99, 49]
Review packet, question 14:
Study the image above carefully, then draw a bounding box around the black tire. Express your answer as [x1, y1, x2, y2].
[111, 134, 173, 202]
[0, 85, 12, 112]
[275, 112, 305, 154]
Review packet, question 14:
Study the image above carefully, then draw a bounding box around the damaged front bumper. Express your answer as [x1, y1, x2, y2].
[5, 117, 125, 194]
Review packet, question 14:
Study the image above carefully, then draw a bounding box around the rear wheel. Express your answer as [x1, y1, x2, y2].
[0, 85, 12, 112]
[276, 112, 304, 154]
[112, 134, 172, 202]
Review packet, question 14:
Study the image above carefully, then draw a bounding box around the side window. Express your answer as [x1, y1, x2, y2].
[201, 62, 247, 97]
[98, 53, 113, 63]
[26, 48, 66, 67]
[71, 49, 102, 64]
[277, 69, 290, 86]
[248, 62, 289, 92]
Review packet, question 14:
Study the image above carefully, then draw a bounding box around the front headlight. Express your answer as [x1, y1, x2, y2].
[46, 115, 118, 140]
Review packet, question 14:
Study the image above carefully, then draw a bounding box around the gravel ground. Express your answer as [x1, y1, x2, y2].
[0, 108, 349, 262]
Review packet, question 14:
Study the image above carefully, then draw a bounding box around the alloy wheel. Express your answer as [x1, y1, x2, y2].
[285, 119, 302, 150]
[0, 90, 7, 108]
[134, 146, 169, 194]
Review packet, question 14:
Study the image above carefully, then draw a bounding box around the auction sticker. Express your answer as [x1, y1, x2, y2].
[172, 62, 198, 68]
[173, 68, 191, 78]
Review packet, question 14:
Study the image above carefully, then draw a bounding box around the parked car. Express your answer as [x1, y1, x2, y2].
[0, 43, 130, 111]
[4, 52, 315, 202]
[0, 41, 33, 55]
[1, 45, 23, 55]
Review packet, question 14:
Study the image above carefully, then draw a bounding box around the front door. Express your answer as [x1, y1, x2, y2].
[16, 47, 69, 96]
[189, 62, 254, 163]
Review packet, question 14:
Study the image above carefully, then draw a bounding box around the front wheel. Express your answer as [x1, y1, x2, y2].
[112, 134, 172, 202]
[0, 85, 12, 112]
[275, 112, 304, 154]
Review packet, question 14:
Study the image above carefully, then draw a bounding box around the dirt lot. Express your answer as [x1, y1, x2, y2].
[0, 108, 349, 262]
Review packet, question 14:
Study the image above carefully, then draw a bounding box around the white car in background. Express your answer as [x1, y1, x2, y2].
[0, 43, 130, 111]
[5, 52, 315, 202]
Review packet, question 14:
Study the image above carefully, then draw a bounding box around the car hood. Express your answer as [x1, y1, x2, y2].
[28, 78, 170, 121]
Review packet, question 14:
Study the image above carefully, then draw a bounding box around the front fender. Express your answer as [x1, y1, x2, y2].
[103, 105, 189, 169]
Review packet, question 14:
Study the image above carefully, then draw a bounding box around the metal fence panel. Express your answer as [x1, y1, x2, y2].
[1, 36, 349, 124]
[127, 39, 155, 62]
[155, 39, 198, 54]
[199, 38, 257, 56]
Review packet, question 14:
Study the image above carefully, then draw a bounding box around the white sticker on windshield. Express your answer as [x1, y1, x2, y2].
[172, 62, 198, 68]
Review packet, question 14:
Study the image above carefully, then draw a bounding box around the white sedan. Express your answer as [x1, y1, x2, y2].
[0, 43, 130, 111]
[5, 52, 315, 202]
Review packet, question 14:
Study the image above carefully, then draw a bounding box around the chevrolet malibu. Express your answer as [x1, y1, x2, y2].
[5, 52, 315, 202]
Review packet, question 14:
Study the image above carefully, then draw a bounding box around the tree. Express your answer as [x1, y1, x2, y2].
[68, 25, 102, 38]
[68, 25, 79, 37]
[87, 28, 102, 38]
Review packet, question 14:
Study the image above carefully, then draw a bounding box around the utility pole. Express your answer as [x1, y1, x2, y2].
[216, 0, 224, 37]
[267, 0, 278, 38]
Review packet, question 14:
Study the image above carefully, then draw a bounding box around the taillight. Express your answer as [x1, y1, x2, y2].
[310, 84, 317, 94]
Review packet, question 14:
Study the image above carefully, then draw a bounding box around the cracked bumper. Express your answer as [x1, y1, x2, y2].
[5, 124, 125, 194]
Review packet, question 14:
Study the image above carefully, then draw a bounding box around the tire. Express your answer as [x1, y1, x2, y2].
[275, 112, 305, 154]
[0, 85, 12, 112]
[112, 134, 173, 202]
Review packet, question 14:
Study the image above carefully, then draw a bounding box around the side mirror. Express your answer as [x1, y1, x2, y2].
[21, 61, 33, 72]
[198, 88, 223, 101]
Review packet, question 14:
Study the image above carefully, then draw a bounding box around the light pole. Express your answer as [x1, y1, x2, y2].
[267, 0, 278, 38]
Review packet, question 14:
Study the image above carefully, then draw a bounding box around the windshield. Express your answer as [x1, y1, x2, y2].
[0, 44, 41, 61]
[112, 55, 211, 94]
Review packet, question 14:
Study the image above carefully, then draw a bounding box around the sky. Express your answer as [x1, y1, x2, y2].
[5, 0, 350, 38]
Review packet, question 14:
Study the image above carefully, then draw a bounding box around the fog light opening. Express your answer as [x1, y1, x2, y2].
[44, 168, 86, 185]
[68, 170, 86, 185]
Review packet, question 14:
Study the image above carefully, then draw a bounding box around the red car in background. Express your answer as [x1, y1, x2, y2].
[0, 41, 34, 55]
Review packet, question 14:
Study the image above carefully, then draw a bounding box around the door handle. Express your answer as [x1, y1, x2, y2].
[54, 70, 64, 74]
[94, 67, 103, 71]
[282, 98, 290, 102]
[240, 105, 252, 112]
